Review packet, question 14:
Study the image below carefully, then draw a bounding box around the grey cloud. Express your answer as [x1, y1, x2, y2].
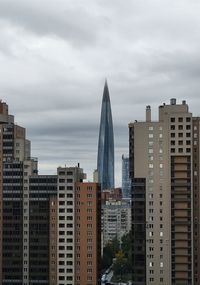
[0, 0, 100, 46]
[1, 0, 200, 186]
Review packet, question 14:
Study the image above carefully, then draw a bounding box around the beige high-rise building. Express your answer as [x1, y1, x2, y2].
[129, 99, 195, 285]
[57, 166, 101, 285]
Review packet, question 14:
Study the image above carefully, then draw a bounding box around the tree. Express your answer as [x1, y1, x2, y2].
[121, 230, 132, 273]
[113, 251, 127, 276]
[101, 237, 120, 271]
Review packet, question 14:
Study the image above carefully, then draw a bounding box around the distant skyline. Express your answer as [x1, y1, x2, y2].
[1, 0, 200, 186]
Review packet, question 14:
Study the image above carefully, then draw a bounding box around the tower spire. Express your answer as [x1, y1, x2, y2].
[97, 81, 114, 191]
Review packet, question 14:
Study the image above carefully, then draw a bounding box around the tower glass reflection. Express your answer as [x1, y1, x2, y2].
[97, 81, 114, 190]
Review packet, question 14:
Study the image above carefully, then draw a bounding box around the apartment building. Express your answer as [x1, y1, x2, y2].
[75, 182, 101, 285]
[0, 101, 101, 285]
[129, 99, 194, 285]
[0, 101, 58, 285]
[101, 199, 131, 247]
[57, 167, 101, 285]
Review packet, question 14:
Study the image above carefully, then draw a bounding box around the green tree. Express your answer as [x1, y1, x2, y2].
[121, 230, 132, 273]
[101, 237, 120, 271]
[113, 251, 127, 276]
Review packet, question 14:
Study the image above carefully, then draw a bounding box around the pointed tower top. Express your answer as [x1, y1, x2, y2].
[103, 79, 110, 102]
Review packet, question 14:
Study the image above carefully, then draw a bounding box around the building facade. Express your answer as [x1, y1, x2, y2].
[57, 166, 101, 285]
[101, 198, 131, 247]
[97, 81, 115, 190]
[129, 99, 194, 285]
[0, 101, 59, 285]
[75, 182, 101, 285]
[0, 101, 101, 285]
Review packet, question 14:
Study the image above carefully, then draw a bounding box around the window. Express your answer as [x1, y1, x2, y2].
[178, 117, 183, 122]
[171, 118, 175, 122]
[67, 186, 73, 190]
[149, 134, 154, 138]
[178, 125, 183, 130]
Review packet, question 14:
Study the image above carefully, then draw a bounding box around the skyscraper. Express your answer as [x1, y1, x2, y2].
[97, 81, 114, 190]
[129, 99, 195, 285]
[122, 155, 131, 198]
[0, 101, 101, 285]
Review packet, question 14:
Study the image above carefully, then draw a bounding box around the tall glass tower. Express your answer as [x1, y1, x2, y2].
[97, 81, 114, 191]
[122, 155, 131, 198]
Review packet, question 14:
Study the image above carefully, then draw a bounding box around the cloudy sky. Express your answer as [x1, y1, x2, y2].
[0, 0, 200, 186]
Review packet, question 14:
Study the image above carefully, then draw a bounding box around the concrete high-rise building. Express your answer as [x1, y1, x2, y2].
[192, 117, 200, 285]
[0, 101, 101, 285]
[129, 99, 195, 285]
[57, 166, 101, 285]
[97, 81, 114, 190]
[75, 182, 101, 285]
[122, 155, 131, 198]
[0, 101, 58, 285]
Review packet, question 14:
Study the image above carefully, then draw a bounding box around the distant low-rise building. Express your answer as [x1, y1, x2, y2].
[101, 187, 122, 204]
[101, 198, 131, 247]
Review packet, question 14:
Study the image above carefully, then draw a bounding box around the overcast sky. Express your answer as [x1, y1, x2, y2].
[0, 0, 200, 186]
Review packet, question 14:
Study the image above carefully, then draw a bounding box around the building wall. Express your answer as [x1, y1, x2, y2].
[129, 100, 193, 285]
[28, 174, 57, 285]
[57, 166, 85, 285]
[0, 101, 58, 285]
[49, 196, 58, 285]
[192, 118, 200, 285]
[102, 199, 131, 247]
[75, 182, 101, 285]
